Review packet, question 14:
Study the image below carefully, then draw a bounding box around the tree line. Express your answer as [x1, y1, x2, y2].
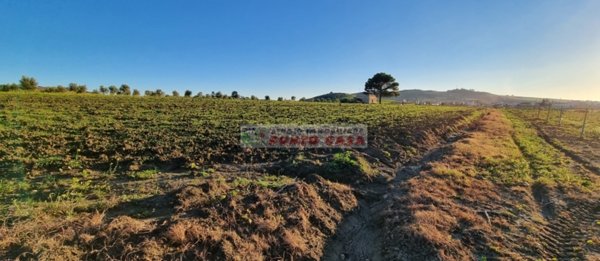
[0, 76, 305, 101]
[2, 72, 401, 103]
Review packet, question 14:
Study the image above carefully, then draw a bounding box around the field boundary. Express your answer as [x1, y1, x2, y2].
[532, 123, 600, 175]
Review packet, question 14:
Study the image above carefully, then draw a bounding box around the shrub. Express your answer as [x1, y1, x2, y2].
[20, 76, 38, 90]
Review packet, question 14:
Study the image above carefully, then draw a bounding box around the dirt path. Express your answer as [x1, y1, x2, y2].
[321, 194, 387, 260]
[325, 110, 599, 260]
[322, 122, 473, 260]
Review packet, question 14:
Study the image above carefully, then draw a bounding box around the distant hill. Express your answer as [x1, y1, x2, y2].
[307, 92, 362, 103]
[310, 89, 600, 108]
[385, 89, 536, 104]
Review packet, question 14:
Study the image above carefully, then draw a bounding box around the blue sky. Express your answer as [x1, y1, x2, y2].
[1, 0, 599, 100]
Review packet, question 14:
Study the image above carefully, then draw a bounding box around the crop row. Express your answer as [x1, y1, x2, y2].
[0, 93, 474, 176]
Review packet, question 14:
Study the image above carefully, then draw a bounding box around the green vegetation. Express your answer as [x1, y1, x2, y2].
[330, 151, 358, 169]
[479, 158, 532, 185]
[19, 76, 38, 90]
[364, 72, 400, 104]
[309, 92, 363, 103]
[0, 92, 474, 221]
[517, 108, 600, 139]
[127, 169, 159, 180]
[0, 92, 472, 175]
[255, 175, 293, 189]
[507, 108, 600, 174]
[505, 112, 593, 188]
[324, 151, 378, 180]
[232, 175, 292, 189]
[1, 91, 597, 260]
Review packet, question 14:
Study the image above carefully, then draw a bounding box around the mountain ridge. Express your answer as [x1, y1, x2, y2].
[309, 89, 600, 107]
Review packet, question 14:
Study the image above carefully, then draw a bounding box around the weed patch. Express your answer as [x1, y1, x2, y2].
[127, 169, 159, 180]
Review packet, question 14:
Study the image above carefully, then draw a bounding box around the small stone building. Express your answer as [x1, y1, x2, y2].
[367, 94, 377, 103]
[356, 93, 378, 104]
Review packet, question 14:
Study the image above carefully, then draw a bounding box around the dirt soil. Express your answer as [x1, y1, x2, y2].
[319, 110, 599, 260]
[3, 110, 598, 260]
[379, 110, 600, 260]
[0, 171, 358, 260]
[0, 110, 479, 260]
[321, 110, 482, 260]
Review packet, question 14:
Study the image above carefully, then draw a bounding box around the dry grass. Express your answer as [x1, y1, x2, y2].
[0, 172, 358, 260]
[383, 110, 552, 260]
[283, 229, 309, 253]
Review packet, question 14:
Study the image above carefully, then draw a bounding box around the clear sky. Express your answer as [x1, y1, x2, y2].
[1, 0, 599, 101]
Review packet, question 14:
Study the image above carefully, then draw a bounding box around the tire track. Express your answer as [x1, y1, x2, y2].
[530, 124, 600, 259]
[507, 112, 600, 260]
[511, 120, 600, 259]
[538, 201, 600, 260]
